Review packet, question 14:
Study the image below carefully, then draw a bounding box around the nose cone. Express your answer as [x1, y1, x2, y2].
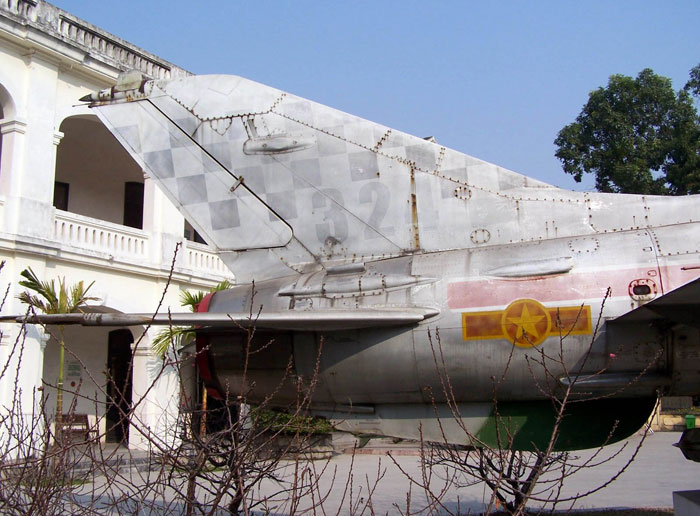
[79, 89, 110, 102]
[80, 70, 149, 103]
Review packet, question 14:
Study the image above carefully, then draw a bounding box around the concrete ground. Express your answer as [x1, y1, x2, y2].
[73, 431, 698, 514]
[547, 431, 698, 510]
[248, 431, 698, 514]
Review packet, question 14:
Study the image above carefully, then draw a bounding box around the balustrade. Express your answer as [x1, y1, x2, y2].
[0, 0, 187, 80]
[185, 242, 230, 276]
[54, 210, 148, 261]
[53, 210, 231, 280]
[0, 1, 37, 20]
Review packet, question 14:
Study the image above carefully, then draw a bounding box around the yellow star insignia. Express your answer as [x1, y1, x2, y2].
[461, 299, 592, 346]
[501, 299, 552, 348]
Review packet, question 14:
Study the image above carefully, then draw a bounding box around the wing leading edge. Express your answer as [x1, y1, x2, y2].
[1, 307, 438, 331]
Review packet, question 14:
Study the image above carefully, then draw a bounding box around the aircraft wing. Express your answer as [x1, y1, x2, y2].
[609, 277, 700, 328]
[0, 307, 438, 331]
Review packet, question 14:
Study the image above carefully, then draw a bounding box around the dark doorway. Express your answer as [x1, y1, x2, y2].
[53, 181, 70, 211]
[123, 181, 144, 229]
[106, 329, 133, 444]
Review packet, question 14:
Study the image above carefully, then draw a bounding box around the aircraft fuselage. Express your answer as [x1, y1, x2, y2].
[79, 73, 700, 450]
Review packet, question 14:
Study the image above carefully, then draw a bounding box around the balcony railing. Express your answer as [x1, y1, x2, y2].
[185, 241, 230, 276]
[54, 210, 148, 261]
[0, 0, 37, 20]
[0, 0, 189, 80]
[52, 210, 232, 281]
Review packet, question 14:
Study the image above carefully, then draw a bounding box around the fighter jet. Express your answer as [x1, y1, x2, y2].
[11, 71, 700, 451]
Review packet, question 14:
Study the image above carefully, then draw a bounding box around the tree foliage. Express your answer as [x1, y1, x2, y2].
[151, 279, 233, 357]
[685, 63, 700, 99]
[18, 267, 98, 425]
[555, 65, 700, 195]
[18, 267, 96, 315]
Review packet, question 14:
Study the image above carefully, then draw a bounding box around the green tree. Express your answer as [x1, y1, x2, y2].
[18, 267, 98, 426]
[685, 63, 700, 99]
[555, 66, 700, 195]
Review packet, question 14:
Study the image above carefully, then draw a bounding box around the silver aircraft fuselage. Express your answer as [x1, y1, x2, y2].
[59, 73, 700, 450]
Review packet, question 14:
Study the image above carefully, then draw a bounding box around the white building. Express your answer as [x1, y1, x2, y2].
[0, 0, 233, 449]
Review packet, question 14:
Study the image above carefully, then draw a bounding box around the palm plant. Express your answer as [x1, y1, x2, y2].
[18, 267, 98, 425]
[151, 280, 232, 357]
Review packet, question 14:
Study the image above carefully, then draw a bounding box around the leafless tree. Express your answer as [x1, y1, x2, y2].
[0, 256, 658, 515]
[146, 311, 331, 515]
[0, 257, 339, 515]
[390, 293, 656, 516]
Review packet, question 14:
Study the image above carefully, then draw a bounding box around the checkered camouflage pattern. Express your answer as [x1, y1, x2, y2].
[94, 74, 696, 280]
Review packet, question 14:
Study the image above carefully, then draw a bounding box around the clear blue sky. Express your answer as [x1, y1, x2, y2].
[52, 1, 699, 191]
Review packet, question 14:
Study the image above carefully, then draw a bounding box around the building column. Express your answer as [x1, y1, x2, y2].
[0, 324, 13, 415]
[128, 340, 153, 451]
[128, 335, 183, 451]
[9, 52, 61, 239]
[0, 323, 49, 455]
[0, 323, 48, 408]
[0, 118, 28, 195]
[142, 173, 186, 270]
[0, 118, 27, 234]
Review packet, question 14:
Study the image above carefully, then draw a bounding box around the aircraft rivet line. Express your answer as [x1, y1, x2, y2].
[434, 146, 446, 173]
[373, 129, 392, 151]
[271, 104, 579, 209]
[268, 92, 287, 111]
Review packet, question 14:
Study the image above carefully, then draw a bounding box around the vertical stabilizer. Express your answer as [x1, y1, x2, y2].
[89, 74, 561, 280]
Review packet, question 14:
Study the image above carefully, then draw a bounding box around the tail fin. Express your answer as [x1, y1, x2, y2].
[91, 74, 551, 281]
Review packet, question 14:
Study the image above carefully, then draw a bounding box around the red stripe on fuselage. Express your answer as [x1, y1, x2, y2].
[448, 264, 700, 310]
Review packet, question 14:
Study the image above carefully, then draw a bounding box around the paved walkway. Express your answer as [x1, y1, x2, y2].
[251, 431, 699, 514]
[84, 431, 698, 514]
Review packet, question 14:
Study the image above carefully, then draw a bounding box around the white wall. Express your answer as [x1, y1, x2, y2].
[0, 3, 231, 452]
[41, 326, 110, 432]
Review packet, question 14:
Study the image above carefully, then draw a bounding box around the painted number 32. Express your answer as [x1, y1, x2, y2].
[312, 182, 393, 244]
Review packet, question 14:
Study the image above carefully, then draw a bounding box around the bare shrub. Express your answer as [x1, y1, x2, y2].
[391, 293, 655, 516]
[0, 257, 656, 515]
[0, 257, 335, 515]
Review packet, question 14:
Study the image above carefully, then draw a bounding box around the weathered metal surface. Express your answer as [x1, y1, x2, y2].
[72, 72, 700, 450]
[3, 307, 438, 331]
[484, 256, 575, 278]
